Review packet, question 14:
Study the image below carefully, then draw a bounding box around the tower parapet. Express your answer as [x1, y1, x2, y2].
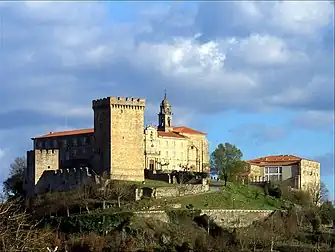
[92, 96, 146, 109]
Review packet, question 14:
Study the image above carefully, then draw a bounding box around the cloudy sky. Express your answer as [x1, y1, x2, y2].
[0, 1, 334, 199]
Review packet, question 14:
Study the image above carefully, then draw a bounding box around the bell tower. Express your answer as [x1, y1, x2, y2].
[158, 91, 173, 132]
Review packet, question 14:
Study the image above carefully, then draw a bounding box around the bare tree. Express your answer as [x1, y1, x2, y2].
[0, 199, 54, 251]
[109, 179, 135, 208]
[306, 180, 329, 205]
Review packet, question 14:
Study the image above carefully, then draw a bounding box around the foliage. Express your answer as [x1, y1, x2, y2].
[161, 182, 282, 210]
[210, 143, 249, 181]
[314, 181, 329, 205]
[264, 182, 282, 199]
[166, 209, 201, 224]
[48, 212, 134, 234]
[3, 156, 26, 199]
[305, 209, 322, 233]
[319, 201, 335, 225]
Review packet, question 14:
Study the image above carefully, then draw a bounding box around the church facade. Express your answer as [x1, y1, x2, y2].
[144, 94, 209, 172]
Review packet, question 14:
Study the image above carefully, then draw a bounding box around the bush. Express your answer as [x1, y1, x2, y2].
[269, 187, 282, 199]
[263, 182, 282, 199]
[305, 210, 321, 233]
[166, 209, 201, 224]
[319, 201, 335, 225]
[47, 212, 134, 234]
[263, 182, 269, 196]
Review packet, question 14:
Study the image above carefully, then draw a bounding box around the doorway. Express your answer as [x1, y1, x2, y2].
[149, 160, 155, 170]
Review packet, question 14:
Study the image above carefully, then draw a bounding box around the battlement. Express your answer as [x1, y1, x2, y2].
[53, 167, 92, 176]
[92, 96, 146, 109]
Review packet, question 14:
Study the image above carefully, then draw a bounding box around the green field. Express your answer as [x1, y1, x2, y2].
[136, 182, 283, 210]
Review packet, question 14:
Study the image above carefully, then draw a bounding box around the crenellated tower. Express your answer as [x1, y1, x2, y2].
[158, 91, 173, 132]
[25, 149, 59, 197]
[92, 96, 146, 181]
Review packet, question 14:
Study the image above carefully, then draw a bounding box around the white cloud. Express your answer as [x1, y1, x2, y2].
[291, 110, 335, 132]
[234, 34, 309, 66]
[270, 1, 334, 35]
[0, 1, 333, 131]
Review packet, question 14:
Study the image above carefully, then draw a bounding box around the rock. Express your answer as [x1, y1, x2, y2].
[160, 233, 171, 245]
[169, 203, 182, 209]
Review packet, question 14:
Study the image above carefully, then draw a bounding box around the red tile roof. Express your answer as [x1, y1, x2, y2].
[172, 126, 206, 135]
[33, 128, 94, 139]
[32, 125, 206, 140]
[247, 155, 318, 165]
[157, 131, 186, 139]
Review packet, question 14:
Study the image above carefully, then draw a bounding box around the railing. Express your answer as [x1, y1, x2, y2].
[144, 150, 161, 155]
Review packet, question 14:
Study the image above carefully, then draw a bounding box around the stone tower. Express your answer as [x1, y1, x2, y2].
[92, 96, 146, 181]
[25, 149, 59, 196]
[158, 91, 173, 132]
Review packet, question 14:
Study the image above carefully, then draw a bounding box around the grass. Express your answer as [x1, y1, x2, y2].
[139, 182, 283, 210]
[127, 179, 176, 188]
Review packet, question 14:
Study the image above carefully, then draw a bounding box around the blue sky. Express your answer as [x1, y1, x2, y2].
[0, 1, 334, 200]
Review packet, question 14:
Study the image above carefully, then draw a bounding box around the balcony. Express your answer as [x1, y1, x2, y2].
[145, 150, 161, 155]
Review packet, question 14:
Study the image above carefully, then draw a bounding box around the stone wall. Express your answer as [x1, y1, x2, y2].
[300, 158, 320, 195]
[134, 209, 274, 228]
[34, 167, 98, 195]
[139, 184, 210, 199]
[144, 169, 171, 183]
[92, 96, 146, 181]
[25, 149, 60, 197]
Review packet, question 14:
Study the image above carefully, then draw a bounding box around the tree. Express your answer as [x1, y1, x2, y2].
[306, 180, 329, 205]
[3, 156, 26, 199]
[210, 143, 248, 185]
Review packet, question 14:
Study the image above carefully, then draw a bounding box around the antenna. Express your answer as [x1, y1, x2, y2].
[164, 89, 167, 99]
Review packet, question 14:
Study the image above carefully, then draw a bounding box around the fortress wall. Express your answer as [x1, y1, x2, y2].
[34, 166, 97, 195]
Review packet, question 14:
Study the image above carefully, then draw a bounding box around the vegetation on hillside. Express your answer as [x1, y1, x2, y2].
[1, 152, 334, 251]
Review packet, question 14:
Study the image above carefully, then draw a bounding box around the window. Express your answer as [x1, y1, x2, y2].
[166, 141, 168, 147]
[73, 138, 78, 147]
[53, 140, 58, 148]
[181, 152, 184, 160]
[165, 151, 168, 158]
[264, 166, 282, 181]
[173, 141, 176, 147]
[65, 152, 70, 160]
[81, 137, 87, 145]
[173, 151, 176, 157]
[181, 142, 183, 148]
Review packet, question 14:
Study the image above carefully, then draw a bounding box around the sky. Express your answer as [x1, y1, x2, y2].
[0, 1, 334, 200]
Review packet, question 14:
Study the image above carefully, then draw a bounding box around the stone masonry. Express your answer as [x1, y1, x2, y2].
[92, 97, 146, 181]
[134, 209, 274, 228]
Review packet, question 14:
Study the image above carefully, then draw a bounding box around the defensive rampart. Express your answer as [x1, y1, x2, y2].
[34, 167, 98, 195]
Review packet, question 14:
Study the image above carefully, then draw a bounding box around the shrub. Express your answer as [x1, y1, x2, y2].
[269, 187, 282, 199]
[263, 182, 269, 196]
[166, 209, 201, 224]
[319, 201, 335, 225]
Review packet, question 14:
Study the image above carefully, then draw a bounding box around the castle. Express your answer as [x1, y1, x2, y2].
[24, 94, 210, 197]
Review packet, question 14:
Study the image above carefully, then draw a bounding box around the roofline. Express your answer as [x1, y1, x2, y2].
[173, 126, 207, 135]
[33, 128, 94, 140]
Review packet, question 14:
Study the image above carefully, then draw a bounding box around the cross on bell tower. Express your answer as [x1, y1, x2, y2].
[158, 90, 173, 132]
